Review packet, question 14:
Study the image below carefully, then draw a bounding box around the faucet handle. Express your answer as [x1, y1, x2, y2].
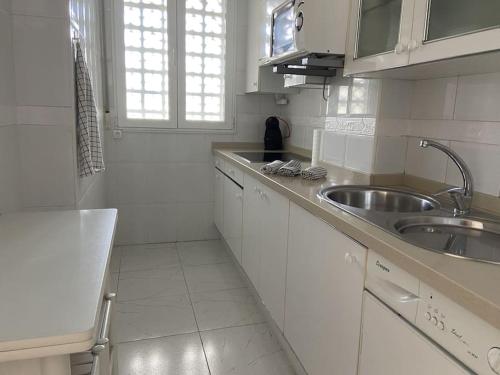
[432, 186, 464, 197]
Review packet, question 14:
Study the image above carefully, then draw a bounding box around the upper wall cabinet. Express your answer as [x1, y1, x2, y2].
[245, 0, 297, 93]
[344, 0, 500, 76]
[345, 0, 416, 74]
[409, 0, 500, 64]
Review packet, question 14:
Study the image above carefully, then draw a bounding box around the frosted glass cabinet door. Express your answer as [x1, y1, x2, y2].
[344, 0, 415, 75]
[410, 0, 500, 64]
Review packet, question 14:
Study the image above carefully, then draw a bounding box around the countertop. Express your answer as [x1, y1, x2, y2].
[0, 209, 117, 361]
[214, 147, 500, 330]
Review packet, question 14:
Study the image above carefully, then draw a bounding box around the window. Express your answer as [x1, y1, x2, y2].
[114, 0, 235, 130]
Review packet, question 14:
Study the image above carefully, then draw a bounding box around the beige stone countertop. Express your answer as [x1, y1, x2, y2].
[213, 146, 500, 330]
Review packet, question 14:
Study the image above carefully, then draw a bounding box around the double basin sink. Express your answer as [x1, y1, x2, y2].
[318, 185, 500, 265]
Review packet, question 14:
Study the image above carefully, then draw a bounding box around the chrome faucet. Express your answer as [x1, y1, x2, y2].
[419, 139, 474, 216]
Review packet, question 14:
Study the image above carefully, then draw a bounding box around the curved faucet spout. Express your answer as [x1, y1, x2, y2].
[419, 139, 474, 215]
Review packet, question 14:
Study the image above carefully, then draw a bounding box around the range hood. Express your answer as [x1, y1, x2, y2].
[272, 54, 344, 78]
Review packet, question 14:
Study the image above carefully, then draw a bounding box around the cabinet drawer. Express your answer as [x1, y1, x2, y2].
[223, 162, 244, 186]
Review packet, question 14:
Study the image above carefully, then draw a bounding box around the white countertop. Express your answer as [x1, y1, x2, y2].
[0, 209, 117, 360]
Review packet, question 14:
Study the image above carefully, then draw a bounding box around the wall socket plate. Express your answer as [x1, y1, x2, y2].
[112, 130, 123, 139]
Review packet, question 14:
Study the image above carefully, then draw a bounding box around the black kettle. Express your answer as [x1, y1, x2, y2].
[264, 116, 283, 150]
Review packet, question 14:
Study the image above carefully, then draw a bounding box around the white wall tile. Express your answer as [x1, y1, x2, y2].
[373, 136, 407, 174]
[13, 15, 73, 107]
[17, 106, 74, 126]
[0, 0, 11, 12]
[176, 202, 219, 242]
[78, 174, 106, 209]
[0, 126, 20, 212]
[287, 124, 305, 148]
[12, 0, 69, 18]
[455, 73, 500, 122]
[446, 142, 500, 196]
[18, 125, 76, 208]
[175, 163, 214, 203]
[405, 137, 449, 182]
[321, 131, 346, 167]
[411, 77, 457, 120]
[379, 79, 413, 119]
[344, 135, 375, 173]
[147, 203, 178, 243]
[286, 90, 324, 117]
[235, 114, 263, 142]
[114, 205, 150, 245]
[407, 119, 500, 145]
[0, 10, 16, 127]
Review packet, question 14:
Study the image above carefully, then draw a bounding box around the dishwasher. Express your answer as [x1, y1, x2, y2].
[358, 251, 500, 375]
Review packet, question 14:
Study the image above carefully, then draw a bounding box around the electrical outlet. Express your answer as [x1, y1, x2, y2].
[112, 130, 123, 139]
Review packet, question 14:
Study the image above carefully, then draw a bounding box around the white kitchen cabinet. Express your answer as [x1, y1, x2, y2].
[214, 168, 224, 233]
[409, 0, 500, 65]
[344, 0, 416, 75]
[257, 183, 289, 331]
[242, 174, 289, 330]
[245, 0, 297, 94]
[345, 0, 500, 76]
[223, 176, 243, 263]
[242, 174, 262, 288]
[285, 202, 367, 375]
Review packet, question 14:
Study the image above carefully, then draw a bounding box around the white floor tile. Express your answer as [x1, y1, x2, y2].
[178, 240, 231, 266]
[191, 288, 265, 331]
[201, 323, 295, 375]
[120, 243, 179, 272]
[183, 263, 245, 293]
[112, 293, 197, 343]
[117, 267, 188, 302]
[116, 333, 210, 375]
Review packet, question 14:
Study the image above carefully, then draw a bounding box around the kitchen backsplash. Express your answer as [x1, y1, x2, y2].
[283, 72, 500, 198]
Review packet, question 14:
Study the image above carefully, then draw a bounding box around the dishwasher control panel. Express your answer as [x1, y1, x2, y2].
[416, 283, 500, 375]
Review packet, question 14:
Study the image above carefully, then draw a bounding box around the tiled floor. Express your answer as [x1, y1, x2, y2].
[110, 240, 295, 375]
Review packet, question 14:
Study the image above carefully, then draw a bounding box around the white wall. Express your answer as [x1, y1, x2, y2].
[106, 94, 281, 245]
[105, 0, 284, 245]
[12, 0, 78, 210]
[7, 0, 107, 211]
[284, 72, 500, 197]
[70, 0, 107, 209]
[403, 73, 500, 197]
[0, 0, 20, 213]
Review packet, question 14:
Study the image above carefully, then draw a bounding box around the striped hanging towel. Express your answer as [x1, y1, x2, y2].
[260, 160, 285, 174]
[301, 166, 327, 180]
[278, 160, 302, 177]
[75, 41, 104, 177]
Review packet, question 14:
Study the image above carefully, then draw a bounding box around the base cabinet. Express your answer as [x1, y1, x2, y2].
[242, 174, 289, 330]
[214, 169, 224, 233]
[222, 176, 243, 263]
[285, 202, 367, 375]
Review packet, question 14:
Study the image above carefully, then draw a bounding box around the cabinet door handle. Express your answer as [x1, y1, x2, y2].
[344, 253, 358, 264]
[94, 292, 115, 348]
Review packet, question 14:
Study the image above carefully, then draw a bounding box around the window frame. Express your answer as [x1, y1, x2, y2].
[112, 0, 236, 131]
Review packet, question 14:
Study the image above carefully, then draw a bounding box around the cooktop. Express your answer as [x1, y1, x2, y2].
[234, 151, 311, 163]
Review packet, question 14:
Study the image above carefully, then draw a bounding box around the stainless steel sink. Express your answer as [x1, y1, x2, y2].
[318, 186, 440, 213]
[393, 216, 500, 265]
